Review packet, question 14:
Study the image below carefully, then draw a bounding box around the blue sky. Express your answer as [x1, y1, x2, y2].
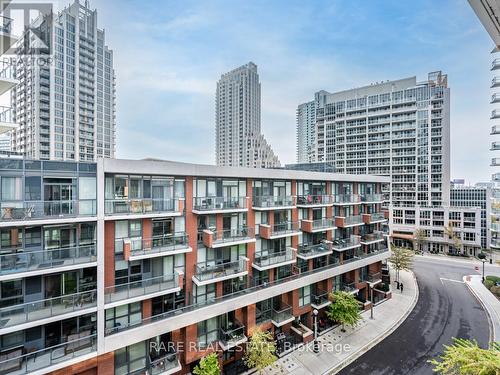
[91, 0, 492, 183]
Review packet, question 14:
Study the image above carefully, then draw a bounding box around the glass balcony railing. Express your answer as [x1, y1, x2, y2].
[105, 198, 179, 215]
[193, 196, 246, 211]
[493, 58, 500, 70]
[492, 158, 500, 166]
[311, 218, 335, 229]
[492, 125, 500, 135]
[343, 215, 364, 226]
[369, 212, 386, 222]
[0, 200, 96, 221]
[254, 248, 295, 268]
[194, 258, 247, 283]
[0, 15, 12, 35]
[367, 272, 382, 283]
[341, 282, 357, 293]
[271, 303, 293, 324]
[149, 352, 180, 375]
[332, 236, 361, 251]
[0, 290, 97, 329]
[296, 195, 333, 205]
[0, 334, 96, 375]
[492, 142, 500, 151]
[252, 195, 294, 208]
[0, 244, 97, 275]
[219, 321, 246, 348]
[492, 77, 500, 87]
[125, 233, 189, 257]
[208, 226, 254, 245]
[0, 62, 14, 81]
[491, 223, 500, 232]
[107, 248, 390, 335]
[297, 243, 331, 258]
[104, 274, 178, 304]
[361, 194, 384, 202]
[311, 290, 330, 307]
[335, 194, 361, 204]
[361, 232, 385, 243]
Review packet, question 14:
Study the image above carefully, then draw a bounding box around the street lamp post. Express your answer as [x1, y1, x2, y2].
[370, 284, 374, 320]
[313, 309, 319, 353]
[478, 252, 487, 283]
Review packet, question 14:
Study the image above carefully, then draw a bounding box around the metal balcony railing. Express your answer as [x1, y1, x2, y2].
[367, 272, 382, 283]
[194, 258, 246, 282]
[334, 194, 361, 204]
[0, 15, 12, 34]
[104, 274, 177, 304]
[341, 282, 357, 293]
[0, 290, 97, 328]
[254, 248, 295, 268]
[361, 232, 384, 243]
[149, 352, 180, 375]
[0, 244, 97, 275]
[252, 195, 294, 208]
[0, 200, 96, 221]
[0, 334, 96, 374]
[267, 220, 299, 235]
[361, 194, 384, 202]
[369, 212, 386, 222]
[219, 321, 246, 347]
[311, 290, 330, 307]
[343, 215, 364, 225]
[105, 198, 179, 215]
[297, 243, 331, 258]
[193, 196, 246, 211]
[311, 218, 335, 229]
[209, 226, 254, 245]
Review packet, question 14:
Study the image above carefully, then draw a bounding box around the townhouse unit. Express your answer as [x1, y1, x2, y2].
[0, 157, 390, 375]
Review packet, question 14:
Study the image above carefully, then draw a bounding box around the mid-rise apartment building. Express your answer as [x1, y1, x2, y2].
[450, 183, 492, 250]
[215, 62, 280, 168]
[10, 0, 116, 161]
[0, 157, 390, 375]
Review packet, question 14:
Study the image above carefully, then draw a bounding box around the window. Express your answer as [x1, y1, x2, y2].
[114, 341, 146, 375]
[105, 302, 142, 335]
[25, 176, 41, 201]
[0, 280, 23, 308]
[79, 177, 96, 215]
[1, 177, 22, 201]
[197, 317, 218, 348]
[299, 285, 311, 307]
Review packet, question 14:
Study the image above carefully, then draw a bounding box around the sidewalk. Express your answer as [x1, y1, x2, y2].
[463, 274, 500, 342]
[261, 269, 418, 375]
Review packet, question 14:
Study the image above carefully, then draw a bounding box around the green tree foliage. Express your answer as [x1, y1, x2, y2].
[326, 291, 361, 332]
[429, 338, 500, 375]
[388, 245, 414, 282]
[193, 352, 220, 375]
[244, 328, 277, 374]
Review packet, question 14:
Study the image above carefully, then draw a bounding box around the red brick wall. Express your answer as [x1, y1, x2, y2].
[185, 177, 197, 297]
[104, 221, 115, 288]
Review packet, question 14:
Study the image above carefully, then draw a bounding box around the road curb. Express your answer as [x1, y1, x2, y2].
[463, 276, 496, 342]
[326, 270, 419, 374]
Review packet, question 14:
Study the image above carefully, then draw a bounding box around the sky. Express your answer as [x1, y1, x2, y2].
[86, 0, 492, 183]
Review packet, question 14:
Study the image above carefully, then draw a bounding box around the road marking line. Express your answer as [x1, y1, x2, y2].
[440, 277, 464, 284]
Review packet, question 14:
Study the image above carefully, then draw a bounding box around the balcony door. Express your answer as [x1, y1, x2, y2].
[43, 178, 75, 215]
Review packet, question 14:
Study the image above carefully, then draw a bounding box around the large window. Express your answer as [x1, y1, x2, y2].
[197, 317, 218, 348]
[105, 302, 142, 335]
[114, 341, 147, 375]
[1, 177, 22, 201]
[299, 285, 311, 307]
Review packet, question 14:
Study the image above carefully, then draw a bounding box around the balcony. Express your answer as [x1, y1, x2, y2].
[297, 242, 333, 260]
[202, 227, 255, 248]
[193, 257, 248, 286]
[360, 231, 386, 245]
[0, 15, 16, 55]
[340, 282, 359, 294]
[491, 237, 500, 249]
[271, 303, 294, 327]
[335, 215, 364, 228]
[300, 218, 336, 233]
[491, 223, 500, 233]
[0, 334, 96, 375]
[492, 125, 500, 135]
[0, 200, 96, 223]
[105, 198, 181, 217]
[192, 196, 247, 214]
[334, 194, 361, 205]
[492, 142, 500, 151]
[492, 77, 500, 87]
[148, 352, 182, 375]
[0, 290, 96, 331]
[493, 173, 500, 182]
[361, 194, 384, 203]
[492, 93, 500, 103]
[0, 62, 18, 96]
[258, 221, 300, 239]
[296, 195, 333, 207]
[492, 158, 500, 167]
[362, 212, 387, 225]
[122, 233, 191, 261]
[104, 273, 181, 306]
[252, 247, 296, 271]
[332, 236, 361, 252]
[0, 244, 97, 278]
[493, 58, 500, 70]
[311, 290, 331, 309]
[252, 196, 295, 210]
[367, 272, 382, 286]
[219, 321, 248, 350]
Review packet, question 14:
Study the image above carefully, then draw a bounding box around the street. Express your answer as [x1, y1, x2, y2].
[338, 256, 498, 375]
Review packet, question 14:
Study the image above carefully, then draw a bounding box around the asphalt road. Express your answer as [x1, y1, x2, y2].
[338, 256, 498, 375]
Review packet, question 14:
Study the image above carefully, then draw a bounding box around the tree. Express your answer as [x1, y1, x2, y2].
[413, 229, 426, 254]
[244, 328, 277, 374]
[429, 338, 500, 375]
[326, 291, 361, 332]
[388, 245, 414, 283]
[444, 224, 463, 255]
[193, 353, 220, 375]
